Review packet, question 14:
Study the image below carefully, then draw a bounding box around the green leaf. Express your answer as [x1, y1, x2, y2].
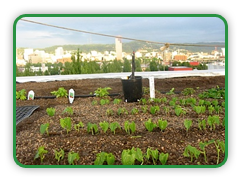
[60, 117, 72, 134]
[184, 119, 192, 132]
[159, 153, 169, 165]
[40, 123, 49, 135]
[68, 152, 80, 165]
[109, 122, 121, 134]
[99, 121, 109, 133]
[144, 119, 157, 132]
[158, 119, 168, 131]
[106, 153, 115, 165]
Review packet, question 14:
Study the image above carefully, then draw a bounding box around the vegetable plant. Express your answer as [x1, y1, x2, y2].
[54, 148, 65, 162]
[144, 119, 157, 132]
[208, 105, 215, 115]
[131, 107, 139, 115]
[174, 106, 186, 117]
[99, 121, 109, 133]
[142, 105, 148, 113]
[150, 106, 160, 115]
[34, 146, 48, 163]
[199, 140, 214, 163]
[121, 147, 143, 165]
[94, 152, 115, 165]
[198, 119, 207, 130]
[163, 106, 170, 116]
[193, 106, 206, 114]
[109, 122, 121, 134]
[184, 119, 192, 132]
[68, 151, 80, 165]
[214, 105, 222, 114]
[183, 145, 201, 162]
[94, 87, 111, 97]
[100, 99, 110, 105]
[207, 115, 220, 130]
[40, 123, 49, 136]
[213, 140, 225, 164]
[157, 119, 168, 132]
[166, 88, 175, 95]
[16, 89, 27, 100]
[182, 88, 195, 96]
[62, 107, 74, 115]
[124, 121, 136, 134]
[74, 121, 84, 132]
[87, 122, 98, 135]
[46, 107, 55, 117]
[106, 108, 114, 116]
[113, 98, 122, 104]
[145, 148, 159, 165]
[91, 100, 98, 105]
[51, 87, 68, 98]
[60, 117, 72, 134]
[159, 152, 169, 165]
[117, 107, 128, 116]
[139, 98, 147, 105]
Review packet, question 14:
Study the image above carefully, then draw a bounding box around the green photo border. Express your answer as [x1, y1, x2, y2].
[13, 14, 228, 168]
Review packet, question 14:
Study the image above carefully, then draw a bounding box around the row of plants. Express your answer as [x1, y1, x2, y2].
[35, 140, 225, 165]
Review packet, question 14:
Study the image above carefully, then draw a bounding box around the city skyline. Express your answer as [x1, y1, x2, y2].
[15, 16, 226, 48]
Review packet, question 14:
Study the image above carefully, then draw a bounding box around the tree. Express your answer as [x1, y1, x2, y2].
[150, 60, 158, 71]
[123, 59, 131, 72]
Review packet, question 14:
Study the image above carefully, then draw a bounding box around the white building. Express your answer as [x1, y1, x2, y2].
[55, 47, 64, 57]
[23, 48, 33, 61]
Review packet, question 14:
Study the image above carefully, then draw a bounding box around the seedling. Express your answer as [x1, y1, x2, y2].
[117, 107, 128, 116]
[100, 99, 110, 105]
[166, 88, 175, 95]
[213, 140, 225, 164]
[68, 151, 80, 165]
[113, 98, 122, 105]
[74, 121, 84, 132]
[159, 152, 169, 165]
[87, 122, 98, 135]
[94, 152, 115, 165]
[46, 107, 55, 117]
[183, 145, 201, 162]
[40, 123, 49, 136]
[121, 147, 143, 165]
[51, 87, 68, 98]
[34, 146, 48, 163]
[142, 105, 148, 113]
[62, 107, 74, 115]
[157, 119, 168, 132]
[182, 88, 195, 96]
[99, 121, 109, 133]
[144, 119, 157, 132]
[145, 148, 159, 165]
[139, 98, 147, 105]
[184, 119, 192, 132]
[16, 89, 27, 100]
[208, 105, 215, 115]
[94, 87, 111, 97]
[199, 140, 214, 163]
[174, 106, 186, 117]
[207, 115, 220, 130]
[163, 106, 170, 115]
[131, 107, 139, 115]
[124, 121, 136, 134]
[109, 122, 121, 134]
[106, 108, 114, 116]
[60, 117, 72, 134]
[54, 148, 65, 162]
[91, 100, 98, 105]
[198, 119, 207, 130]
[214, 105, 222, 114]
[150, 106, 160, 115]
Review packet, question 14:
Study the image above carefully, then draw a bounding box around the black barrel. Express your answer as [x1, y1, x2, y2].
[121, 76, 143, 102]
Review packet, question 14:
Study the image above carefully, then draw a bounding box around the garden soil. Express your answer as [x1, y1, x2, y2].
[15, 75, 226, 166]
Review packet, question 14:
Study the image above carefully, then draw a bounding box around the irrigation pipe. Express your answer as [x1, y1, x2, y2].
[34, 93, 121, 99]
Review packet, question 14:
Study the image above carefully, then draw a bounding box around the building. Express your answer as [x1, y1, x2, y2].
[174, 54, 187, 61]
[115, 36, 122, 60]
[168, 66, 193, 71]
[23, 48, 33, 61]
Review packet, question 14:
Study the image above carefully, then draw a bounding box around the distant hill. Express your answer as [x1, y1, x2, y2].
[21, 41, 225, 54]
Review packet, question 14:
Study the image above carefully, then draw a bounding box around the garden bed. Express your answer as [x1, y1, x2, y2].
[15, 76, 226, 166]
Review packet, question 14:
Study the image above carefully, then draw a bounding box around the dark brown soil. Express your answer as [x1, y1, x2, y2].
[15, 76, 226, 166]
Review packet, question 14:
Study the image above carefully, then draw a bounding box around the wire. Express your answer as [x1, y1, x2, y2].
[20, 18, 225, 48]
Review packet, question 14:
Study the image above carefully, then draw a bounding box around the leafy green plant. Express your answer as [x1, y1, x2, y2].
[139, 98, 147, 105]
[183, 145, 201, 162]
[144, 119, 157, 132]
[124, 121, 136, 134]
[54, 148, 65, 162]
[40, 123, 49, 136]
[198, 99, 205, 106]
[150, 106, 160, 115]
[62, 107, 74, 115]
[74, 121, 84, 132]
[169, 100, 176, 107]
[159, 152, 169, 165]
[46, 107, 55, 117]
[193, 106, 206, 114]
[213, 140, 225, 164]
[166, 88, 175, 95]
[199, 140, 214, 163]
[94, 87, 111, 97]
[174, 106, 186, 117]
[87, 122, 98, 135]
[99, 121, 109, 133]
[161, 97, 167, 103]
[182, 88, 195, 96]
[145, 148, 159, 165]
[113, 98, 122, 104]
[68, 151, 80, 165]
[208, 105, 215, 115]
[117, 107, 128, 116]
[157, 119, 168, 132]
[51, 87, 68, 98]
[198, 119, 207, 130]
[121, 147, 143, 165]
[34, 146, 48, 163]
[207, 115, 220, 130]
[163, 106, 170, 115]
[142, 105, 148, 113]
[60, 117, 72, 134]
[109, 122, 121, 134]
[16, 89, 27, 100]
[131, 107, 139, 115]
[106, 108, 114, 116]
[94, 152, 115, 165]
[214, 105, 222, 114]
[100, 99, 110, 105]
[184, 119, 192, 132]
[198, 86, 225, 99]
[91, 100, 98, 105]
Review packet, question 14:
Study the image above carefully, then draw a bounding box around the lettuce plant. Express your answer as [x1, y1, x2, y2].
[16, 89, 27, 100]
[158, 119, 168, 132]
[68, 151, 80, 165]
[40, 123, 49, 136]
[117, 107, 128, 116]
[87, 122, 98, 135]
[184, 119, 192, 132]
[94, 152, 115, 165]
[198, 119, 206, 130]
[74, 121, 84, 132]
[106, 108, 114, 116]
[54, 148, 65, 162]
[207, 115, 220, 130]
[159, 152, 169, 165]
[145, 148, 159, 165]
[109, 122, 121, 134]
[99, 121, 109, 133]
[94, 87, 111, 97]
[144, 119, 157, 132]
[46, 107, 55, 117]
[174, 106, 186, 117]
[60, 117, 72, 134]
[183, 145, 200, 162]
[62, 107, 74, 115]
[34, 146, 48, 163]
[124, 121, 136, 134]
[51, 87, 68, 98]
[121, 147, 143, 165]
[113, 98, 122, 104]
[150, 106, 160, 115]
[131, 108, 139, 115]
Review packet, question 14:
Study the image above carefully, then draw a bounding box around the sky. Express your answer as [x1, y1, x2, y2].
[15, 16, 226, 48]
